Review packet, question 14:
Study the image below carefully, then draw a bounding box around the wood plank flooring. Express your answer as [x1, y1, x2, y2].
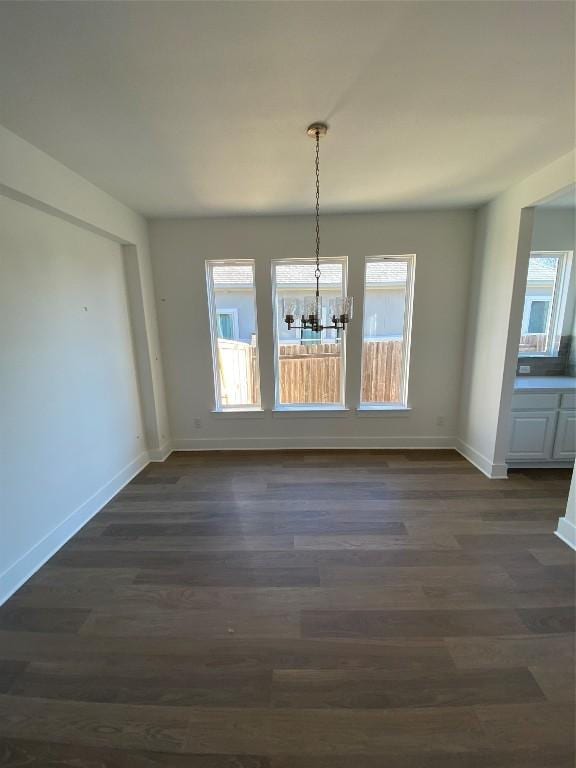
[0, 450, 574, 766]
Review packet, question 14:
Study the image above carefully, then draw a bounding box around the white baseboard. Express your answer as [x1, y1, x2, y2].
[556, 517, 576, 551]
[455, 439, 508, 479]
[0, 451, 150, 606]
[171, 436, 456, 451]
[148, 442, 172, 462]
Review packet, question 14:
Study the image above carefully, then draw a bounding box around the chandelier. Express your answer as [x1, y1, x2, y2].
[283, 122, 353, 334]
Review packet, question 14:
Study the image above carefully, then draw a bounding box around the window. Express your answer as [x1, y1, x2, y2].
[206, 260, 261, 410]
[272, 258, 346, 408]
[519, 252, 573, 356]
[216, 309, 239, 340]
[360, 255, 415, 407]
[527, 300, 549, 334]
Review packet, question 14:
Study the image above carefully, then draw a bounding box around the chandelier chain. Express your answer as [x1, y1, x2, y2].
[315, 129, 321, 298]
[281, 121, 352, 335]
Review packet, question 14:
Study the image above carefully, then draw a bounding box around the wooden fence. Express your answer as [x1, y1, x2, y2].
[217, 338, 404, 405]
[217, 339, 259, 405]
[279, 343, 342, 404]
[360, 339, 403, 403]
[518, 333, 549, 355]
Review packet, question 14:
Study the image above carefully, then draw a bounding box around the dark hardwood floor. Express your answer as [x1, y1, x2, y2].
[0, 450, 574, 767]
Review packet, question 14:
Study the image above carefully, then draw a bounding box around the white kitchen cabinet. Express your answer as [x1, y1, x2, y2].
[511, 393, 560, 410]
[552, 410, 576, 460]
[507, 381, 576, 466]
[508, 410, 558, 460]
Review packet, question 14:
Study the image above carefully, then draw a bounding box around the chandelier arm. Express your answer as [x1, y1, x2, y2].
[286, 321, 349, 332]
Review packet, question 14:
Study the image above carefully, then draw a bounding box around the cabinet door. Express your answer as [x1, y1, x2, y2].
[552, 411, 576, 460]
[508, 411, 557, 460]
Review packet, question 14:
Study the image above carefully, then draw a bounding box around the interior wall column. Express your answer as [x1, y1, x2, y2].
[556, 460, 576, 549]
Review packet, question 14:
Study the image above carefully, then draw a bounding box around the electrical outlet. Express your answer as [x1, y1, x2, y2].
[194, 418, 202, 429]
[519, 365, 531, 374]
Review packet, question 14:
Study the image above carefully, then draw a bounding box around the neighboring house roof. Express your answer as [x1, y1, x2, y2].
[212, 258, 557, 287]
[214, 261, 409, 288]
[276, 262, 408, 286]
[276, 263, 343, 285]
[366, 262, 407, 285]
[527, 257, 557, 283]
[213, 265, 254, 286]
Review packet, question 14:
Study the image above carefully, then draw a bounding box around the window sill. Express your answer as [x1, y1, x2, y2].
[518, 353, 559, 359]
[272, 406, 349, 418]
[355, 405, 411, 417]
[211, 408, 266, 419]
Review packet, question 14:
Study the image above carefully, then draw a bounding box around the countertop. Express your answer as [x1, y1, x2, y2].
[514, 376, 576, 393]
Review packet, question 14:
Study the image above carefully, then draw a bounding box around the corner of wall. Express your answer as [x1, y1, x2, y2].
[556, 466, 576, 550]
[455, 439, 508, 479]
[148, 442, 173, 462]
[556, 517, 576, 550]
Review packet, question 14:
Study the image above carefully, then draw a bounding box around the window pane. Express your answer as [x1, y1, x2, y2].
[527, 301, 549, 334]
[301, 328, 322, 344]
[361, 257, 414, 405]
[274, 260, 345, 406]
[217, 312, 235, 340]
[207, 261, 260, 409]
[519, 254, 560, 355]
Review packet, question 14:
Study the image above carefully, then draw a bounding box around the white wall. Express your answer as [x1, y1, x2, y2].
[458, 151, 575, 478]
[149, 210, 475, 449]
[0, 125, 169, 603]
[215, 289, 256, 343]
[531, 207, 576, 252]
[0, 196, 145, 600]
[0, 125, 169, 453]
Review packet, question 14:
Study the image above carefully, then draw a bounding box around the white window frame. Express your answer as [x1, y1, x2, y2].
[519, 250, 573, 358]
[359, 254, 415, 408]
[216, 308, 239, 341]
[205, 259, 261, 412]
[271, 256, 348, 410]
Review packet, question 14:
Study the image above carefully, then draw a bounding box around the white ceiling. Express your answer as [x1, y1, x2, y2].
[0, 1, 574, 217]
